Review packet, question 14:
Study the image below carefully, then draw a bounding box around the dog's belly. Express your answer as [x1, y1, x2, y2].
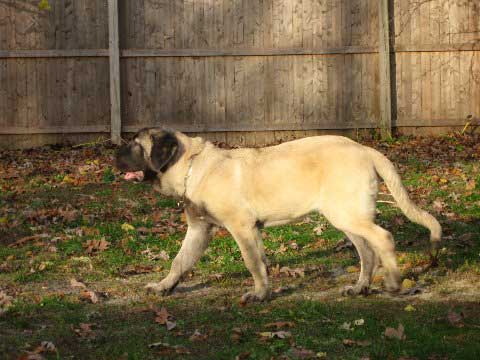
[255, 201, 317, 228]
[263, 216, 308, 227]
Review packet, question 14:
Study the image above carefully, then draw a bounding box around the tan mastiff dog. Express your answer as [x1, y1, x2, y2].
[115, 128, 441, 303]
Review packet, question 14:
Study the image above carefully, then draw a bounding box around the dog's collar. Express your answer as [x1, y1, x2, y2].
[182, 151, 202, 200]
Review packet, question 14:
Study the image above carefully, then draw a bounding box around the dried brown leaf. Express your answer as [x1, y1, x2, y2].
[70, 278, 87, 289]
[83, 238, 110, 254]
[73, 323, 96, 338]
[384, 324, 406, 340]
[79, 290, 98, 304]
[265, 321, 295, 329]
[286, 347, 317, 359]
[447, 310, 464, 328]
[258, 330, 292, 339]
[189, 329, 208, 341]
[342, 339, 371, 347]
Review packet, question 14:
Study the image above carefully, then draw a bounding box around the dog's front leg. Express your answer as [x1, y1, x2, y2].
[227, 223, 270, 303]
[145, 211, 212, 296]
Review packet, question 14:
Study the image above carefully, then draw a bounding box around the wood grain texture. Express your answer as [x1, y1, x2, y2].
[378, 0, 392, 137]
[1, 0, 480, 146]
[108, 0, 121, 144]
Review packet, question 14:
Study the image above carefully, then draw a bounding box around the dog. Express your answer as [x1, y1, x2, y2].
[115, 128, 441, 303]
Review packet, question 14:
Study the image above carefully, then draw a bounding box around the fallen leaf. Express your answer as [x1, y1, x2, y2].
[154, 307, 170, 324]
[166, 320, 177, 331]
[342, 339, 371, 347]
[17, 354, 45, 360]
[0, 291, 13, 315]
[286, 346, 317, 359]
[231, 327, 243, 343]
[79, 290, 98, 304]
[432, 200, 445, 213]
[313, 224, 327, 235]
[276, 243, 288, 254]
[8, 234, 49, 248]
[148, 342, 190, 355]
[402, 278, 416, 290]
[354, 319, 364, 326]
[141, 247, 169, 261]
[0, 262, 11, 273]
[466, 179, 476, 190]
[289, 241, 299, 250]
[235, 352, 251, 360]
[62, 175, 75, 184]
[121, 264, 158, 275]
[33, 341, 57, 354]
[346, 266, 360, 273]
[265, 321, 295, 329]
[158, 250, 170, 261]
[384, 324, 406, 340]
[121, 223, 135, 232]
[258, 331, 292, 339]
[216, 228, 230, 237]
[83, 238, 110, 254]
[73, 323, 96, 338]
[189, 329, 208, 341]
[154, 307, 177, 331]
[311, 238, 328, 249]
[59, 208, 79, 222]
[279, 266, 305, 278]
[404, 304, 416, 312]
[447, 310, 464, 328]
[393, 215, 406, 226]
[70, 278, 87, 289]
[340, 322, 353, 331]
[335, 238, 354, 252]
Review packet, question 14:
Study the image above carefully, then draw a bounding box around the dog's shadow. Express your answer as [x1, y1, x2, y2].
[173, 281, 212, 294]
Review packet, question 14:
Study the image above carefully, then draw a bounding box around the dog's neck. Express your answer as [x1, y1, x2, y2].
[153, 133, 207, 198]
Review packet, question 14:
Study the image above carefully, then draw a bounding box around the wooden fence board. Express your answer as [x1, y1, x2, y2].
[1, 0, 480, 144]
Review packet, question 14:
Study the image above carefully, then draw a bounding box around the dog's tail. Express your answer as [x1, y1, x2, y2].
[367, 147, 442, 253]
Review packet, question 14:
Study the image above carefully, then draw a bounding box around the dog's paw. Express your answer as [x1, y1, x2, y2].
[384, 272, 401, 294]
[341, 284, 370, 297]
[239, 289, 270, 304]
[341, 284, 370, 296]
[145, 280, 178, 296]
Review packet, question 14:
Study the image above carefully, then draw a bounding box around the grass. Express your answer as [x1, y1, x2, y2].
[1, 134, 480, 359]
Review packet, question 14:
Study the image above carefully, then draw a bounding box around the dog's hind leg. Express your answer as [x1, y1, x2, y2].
[341, 232, 379, 296]
[145, 209, 212, 296]
[226, 221, 270, 303]
[348, 222, 400, 293]
[323, 210, 400, 293]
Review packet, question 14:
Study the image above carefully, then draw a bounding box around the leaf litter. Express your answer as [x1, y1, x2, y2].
[153, 307, 177, 331]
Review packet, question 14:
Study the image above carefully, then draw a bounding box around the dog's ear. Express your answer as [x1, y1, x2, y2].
[150, 132, 179, 172]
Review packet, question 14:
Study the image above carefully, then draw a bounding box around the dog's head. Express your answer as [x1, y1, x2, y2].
[115, 128, 181, 181]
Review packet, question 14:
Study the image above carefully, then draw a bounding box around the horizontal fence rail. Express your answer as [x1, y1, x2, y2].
[0, 0, 479, 144]
[2, 43, 480, 59]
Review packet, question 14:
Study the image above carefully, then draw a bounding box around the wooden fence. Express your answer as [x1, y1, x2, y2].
[0, 0, 479, 147]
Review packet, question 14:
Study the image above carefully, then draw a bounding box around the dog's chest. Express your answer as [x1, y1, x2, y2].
[186, 201, 221, 226]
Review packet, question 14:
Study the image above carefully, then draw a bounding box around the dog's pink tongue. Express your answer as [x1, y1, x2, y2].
[124, 171, 144, 181]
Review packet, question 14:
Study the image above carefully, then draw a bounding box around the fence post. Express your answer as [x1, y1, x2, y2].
[108, 0, 122, 145]
[378, 0, 393, 138]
